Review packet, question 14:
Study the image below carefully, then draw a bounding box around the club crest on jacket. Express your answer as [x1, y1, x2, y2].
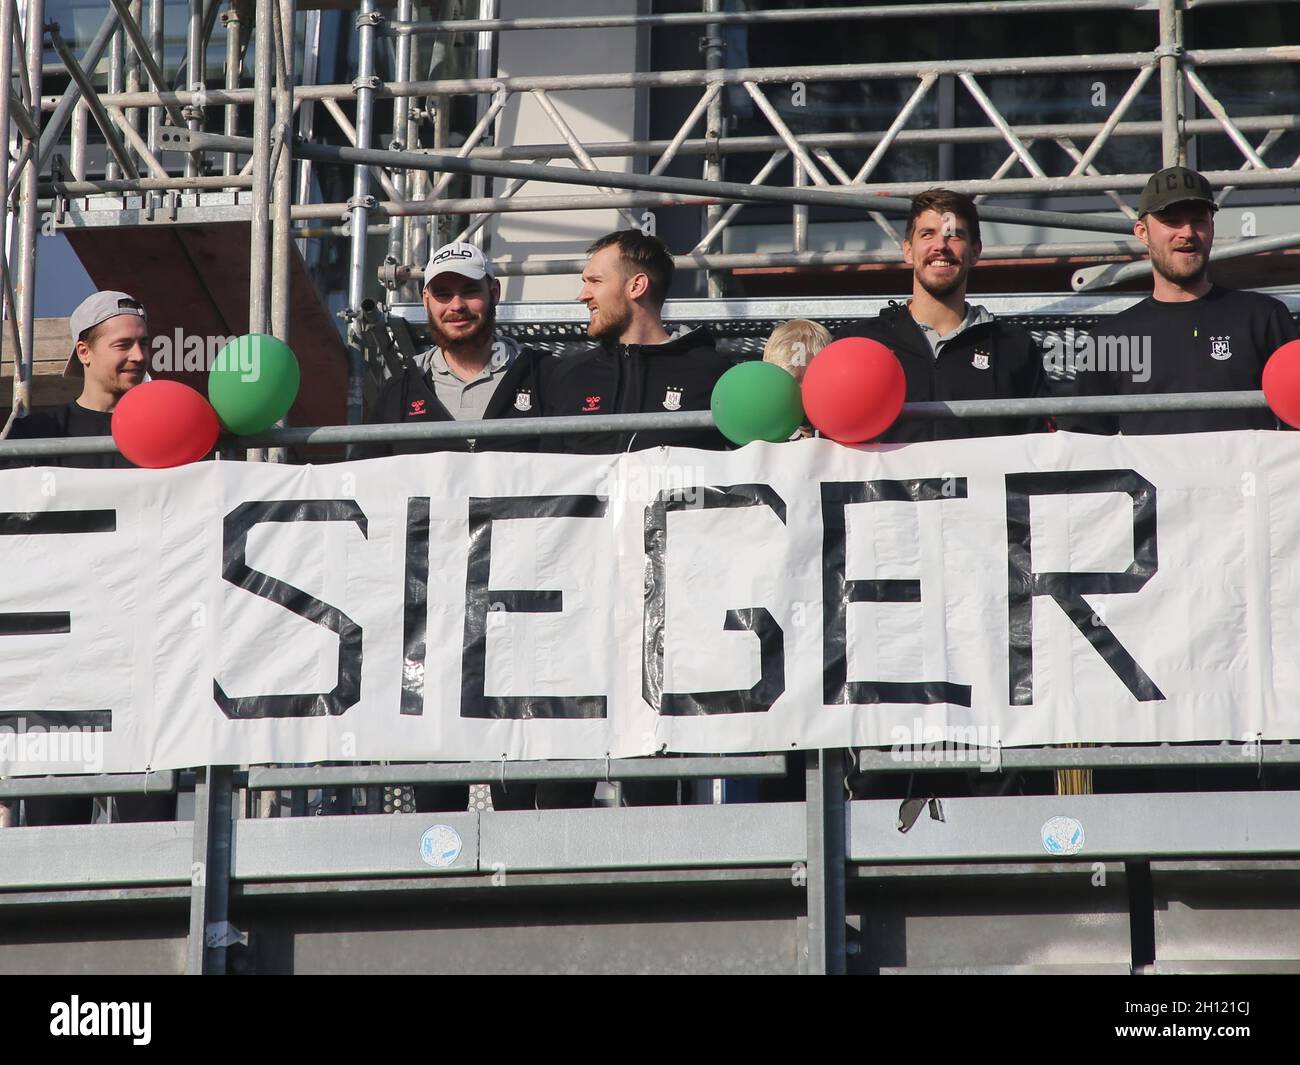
[662, 386, 683, 411]
[513, 389, 532, 411]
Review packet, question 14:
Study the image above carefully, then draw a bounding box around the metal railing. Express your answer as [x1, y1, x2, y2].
[0, 388, 1282, 459]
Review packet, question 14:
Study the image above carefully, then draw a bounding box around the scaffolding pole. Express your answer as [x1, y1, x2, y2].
[181, 131, 1146, 237]
[387, 0, 413, 268]
[0, 0, 20, 448]
[270, 0, 294, 341]
[223, 2, 242, 177]
[42, 46, 1300, 111]
[248, 0, 274, 335]
[346, 0, 379, 426]
[385, 0, 1175, 36]
[702, 0, 724, 297]
[185, 0, 205, 178]
[13, 0, 43, 426]
[1158, 0, 1182, 165]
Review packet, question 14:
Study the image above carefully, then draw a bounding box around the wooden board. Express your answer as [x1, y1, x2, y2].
[0, 316, 80, 412]
[13, 222, 353, 429]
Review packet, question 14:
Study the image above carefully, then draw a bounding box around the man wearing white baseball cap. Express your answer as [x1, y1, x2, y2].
[358, 240, 545, 459]
[5, 290, 149, 470]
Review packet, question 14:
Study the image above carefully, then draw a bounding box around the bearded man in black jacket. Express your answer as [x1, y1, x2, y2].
[836, 188, 1046, 442]
[535, 229, 732, 453]
[523, 230, 733, 810]
[357, 240, 544, 458]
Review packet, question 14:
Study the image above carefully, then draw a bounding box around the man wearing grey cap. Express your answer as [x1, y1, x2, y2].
[356, 240, 544, 460]
[1068, 165, 1298, 434]
[5, 289, 149, 468]
[3, 291, 173, 827]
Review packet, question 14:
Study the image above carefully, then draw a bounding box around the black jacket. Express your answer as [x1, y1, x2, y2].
[1063, 286, 1299, 435]
[354, 343, 547, 458]
[836, 302, 1046, 442]
[532, 326, 732, 453]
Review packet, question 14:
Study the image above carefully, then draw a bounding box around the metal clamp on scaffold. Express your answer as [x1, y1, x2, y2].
[156, 127, 202, 152]
[378, 258, 404, 289]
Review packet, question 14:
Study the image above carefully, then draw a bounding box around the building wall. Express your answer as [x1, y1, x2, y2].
[487, 0, 648, 302]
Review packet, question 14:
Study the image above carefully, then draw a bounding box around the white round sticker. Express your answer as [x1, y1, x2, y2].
[419, 824, 463, 868]
[1041, 815, 1085, 857]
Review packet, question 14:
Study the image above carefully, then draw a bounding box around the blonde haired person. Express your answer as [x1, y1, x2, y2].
[762, 318, 831, 382]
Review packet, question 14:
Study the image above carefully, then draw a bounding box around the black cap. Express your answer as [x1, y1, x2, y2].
[1137, 166, 1217, 217]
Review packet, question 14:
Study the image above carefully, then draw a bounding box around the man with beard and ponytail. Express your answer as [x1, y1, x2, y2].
[834, 188, 1045, 442]
[534, 228, 731, 453]
[1066, 166, 1298, 434]
[357, 240, 544, 459]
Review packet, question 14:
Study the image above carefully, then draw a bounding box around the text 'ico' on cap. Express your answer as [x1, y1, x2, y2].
[65, 290, 147, 378]
[1137, 166, 1218, 217]
[423, 241, 493, 287]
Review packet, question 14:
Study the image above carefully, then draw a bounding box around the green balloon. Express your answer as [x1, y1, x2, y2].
[207, 333, 301, 435]
[710, 360, 805, 445]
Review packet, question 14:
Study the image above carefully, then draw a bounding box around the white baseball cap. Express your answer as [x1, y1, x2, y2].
[65, 290, 148, 378]
[423, 241, 493, 287]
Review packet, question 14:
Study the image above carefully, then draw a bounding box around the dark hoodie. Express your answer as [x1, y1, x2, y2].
[530, 326, 732, 453]
[836, 301, 1046, 442]
[354, 337, 546, 458]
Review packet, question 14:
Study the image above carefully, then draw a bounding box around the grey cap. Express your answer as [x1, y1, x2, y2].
[1137, 166, 1217, 218]
[64, 290, 147, 378]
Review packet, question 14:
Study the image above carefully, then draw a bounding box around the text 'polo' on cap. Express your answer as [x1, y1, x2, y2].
[423, 242, 493, 287]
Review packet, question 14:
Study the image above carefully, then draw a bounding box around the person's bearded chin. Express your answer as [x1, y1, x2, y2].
[588, 301, 632, 342]
[1154, 243, 1207, 283]
[433, 302, 495, 352]
[916, 264, 967, 299]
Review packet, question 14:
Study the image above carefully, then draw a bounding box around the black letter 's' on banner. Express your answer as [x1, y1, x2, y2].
[214, 500, 368, 719]
[1005, 470, 1163, 704]
[0, 510, 116, 731]
[461, 495, 608, 719]
[821, 480, 971, 707]
[643, 484, 786, 716]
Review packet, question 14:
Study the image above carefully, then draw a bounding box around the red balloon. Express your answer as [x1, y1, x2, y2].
[801, 337, 906, 443]
[111, 380, 221, 468]
[1263, 339, 1300, 429]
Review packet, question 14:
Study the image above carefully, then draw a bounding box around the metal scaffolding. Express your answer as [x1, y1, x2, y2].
[2, 0, 1300, 974]
[0, 0, 1294, 429]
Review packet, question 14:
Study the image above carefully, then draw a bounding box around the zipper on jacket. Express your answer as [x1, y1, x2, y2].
[614, 344, 634, 450]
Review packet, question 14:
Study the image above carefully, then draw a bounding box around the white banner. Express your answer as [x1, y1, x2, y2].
[2, 431, 1299, 775]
